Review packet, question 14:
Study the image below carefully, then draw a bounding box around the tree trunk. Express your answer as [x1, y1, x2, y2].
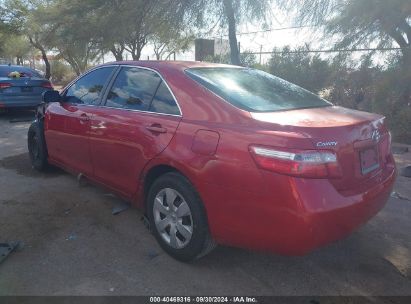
[28, 36, 51, 79]
[401, 47, 411, 66]
[400, 47, 411, 107]
[223, 0, 241, 66]
[131, 52, 139, 60]
[40, 49, 51, 80]
[110, 45, 124, 61]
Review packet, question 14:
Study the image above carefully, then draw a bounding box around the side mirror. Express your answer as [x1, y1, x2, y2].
[42, 90, 61, 103]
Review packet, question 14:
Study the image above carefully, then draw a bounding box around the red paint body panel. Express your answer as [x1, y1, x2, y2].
[43, 61, 396, 255]
[86, 106, 181, 197]
[45, 103, 93, 175]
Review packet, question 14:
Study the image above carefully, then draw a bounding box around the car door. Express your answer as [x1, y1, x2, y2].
[45, 66, 117, 175]
[87, 66, 182, 197]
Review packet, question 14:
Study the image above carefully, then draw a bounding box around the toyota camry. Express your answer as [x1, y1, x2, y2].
[28, 61, 396, 261]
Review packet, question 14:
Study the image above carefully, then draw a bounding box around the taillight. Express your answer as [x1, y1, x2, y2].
[250, 145, 342, 178]
[0, 82, 12, 89]
[41, 82, 53, 89]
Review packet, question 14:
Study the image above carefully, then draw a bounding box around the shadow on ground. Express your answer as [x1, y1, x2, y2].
[0, 153, 64, 178]
[0, 109, 36, 123]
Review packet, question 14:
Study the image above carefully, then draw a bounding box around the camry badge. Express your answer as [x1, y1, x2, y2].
[316, 141, 338, 147]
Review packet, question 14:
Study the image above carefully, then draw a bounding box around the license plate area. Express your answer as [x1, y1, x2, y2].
[21, 87, 33, 92]
[360, 146, 380, 175]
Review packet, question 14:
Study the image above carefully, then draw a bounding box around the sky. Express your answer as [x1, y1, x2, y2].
[108, 7, 327, 64]
[131, 6, 397, 66]
[20, 2, 395, 67]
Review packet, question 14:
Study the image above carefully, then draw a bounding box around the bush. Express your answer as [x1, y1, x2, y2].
[267, 47, 411, 144]
[50, 60, 76, 86]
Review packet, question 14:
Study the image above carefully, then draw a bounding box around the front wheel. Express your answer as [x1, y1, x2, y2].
[147, 172, 216, 262]
[28, 121, 49, 171]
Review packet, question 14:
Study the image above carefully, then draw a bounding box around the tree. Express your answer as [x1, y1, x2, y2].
[281, 0, 411, 65]
[152, 32, 193, 60]
[58, 0, 192, 62]
[183, 0, 274, 65]
[1, 2, 18, 58]
[3, 0, 59, 79]
[50, 1, 102, 75]
[2, 35, 32, 64]
[268, 46, 332, 93]
[280, 0, 411, 110]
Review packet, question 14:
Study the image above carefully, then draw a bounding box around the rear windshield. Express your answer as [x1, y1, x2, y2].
[0, 66, 42, 78]
[186, 67, 331, 112]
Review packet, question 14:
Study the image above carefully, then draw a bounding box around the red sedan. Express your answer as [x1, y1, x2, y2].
[28, 61, 396, 261]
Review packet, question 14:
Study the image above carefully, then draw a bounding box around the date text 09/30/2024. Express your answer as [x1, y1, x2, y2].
[149, 297, 258, 303]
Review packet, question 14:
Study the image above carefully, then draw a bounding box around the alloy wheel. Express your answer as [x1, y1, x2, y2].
[153, 188, 193, 249]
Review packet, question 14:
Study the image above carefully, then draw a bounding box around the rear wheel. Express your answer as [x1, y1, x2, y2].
[28, 121, 48, 171]
[147, 172, 216, 262]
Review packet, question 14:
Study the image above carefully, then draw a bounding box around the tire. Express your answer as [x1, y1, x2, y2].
[28, 120, 49, 171]
[147, 172, 217, 262]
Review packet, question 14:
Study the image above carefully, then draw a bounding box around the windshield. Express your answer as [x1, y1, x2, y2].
[186, 67, 331, 112]
[0, 66, 42, 78]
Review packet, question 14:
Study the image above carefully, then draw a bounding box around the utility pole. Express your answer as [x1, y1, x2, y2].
[259, 45, 263, 65]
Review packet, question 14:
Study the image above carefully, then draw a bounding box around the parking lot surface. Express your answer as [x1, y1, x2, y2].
[0, 110, 410, 296]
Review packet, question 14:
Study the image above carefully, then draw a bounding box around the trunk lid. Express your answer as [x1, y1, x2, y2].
[0, 77, 48, 96]
[251, 106, 392, 191]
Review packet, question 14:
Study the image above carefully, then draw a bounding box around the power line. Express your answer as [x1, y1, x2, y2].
[237, 25, 317, 35]
[242, 47, 405, 55]
[210, 25, 318, 39]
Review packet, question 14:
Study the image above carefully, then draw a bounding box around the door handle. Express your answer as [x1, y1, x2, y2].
[79, 113, 90, 122]
[146, 124, 167, 134]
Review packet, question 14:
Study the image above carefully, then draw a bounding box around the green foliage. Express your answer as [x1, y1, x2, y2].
[267, 46, 411, 144]
[152, 32, 194, 60]
[268, 46, 332, 93]
[49, 60, 75, 85]
[2, 0, 194, 71]
[282, 0, 411, 64]
[205, 50, 257, 67]
[183, 0, 274, 65]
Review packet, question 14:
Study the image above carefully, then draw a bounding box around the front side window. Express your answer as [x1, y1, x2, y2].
[64, 67, 115, 105]
[105, 67, 161, 111]
[186, 67, 331, 112]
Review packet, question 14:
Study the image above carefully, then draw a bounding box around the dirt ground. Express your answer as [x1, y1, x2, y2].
[0, 109, 410, 296]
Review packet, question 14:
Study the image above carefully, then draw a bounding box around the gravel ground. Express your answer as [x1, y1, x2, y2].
[0, 109, 410, 296]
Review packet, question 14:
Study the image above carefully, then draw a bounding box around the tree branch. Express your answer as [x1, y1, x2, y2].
[389, 28, 408, 48]
[399, 20, 411, 45]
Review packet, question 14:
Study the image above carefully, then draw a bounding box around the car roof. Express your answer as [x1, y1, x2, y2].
[101, 61, 243, 73]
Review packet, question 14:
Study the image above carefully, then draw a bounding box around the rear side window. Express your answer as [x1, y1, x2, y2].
[65, 67, 115, 105]
[0, 66, 42, 78]
[149, 81, 180, 115]
[105, 67, 161, 111]
[186, 68, 331, 112]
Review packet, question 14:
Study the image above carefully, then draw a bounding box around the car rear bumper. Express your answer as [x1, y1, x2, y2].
[0, 95, 43, 108]
[201, 164, 396, 255]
